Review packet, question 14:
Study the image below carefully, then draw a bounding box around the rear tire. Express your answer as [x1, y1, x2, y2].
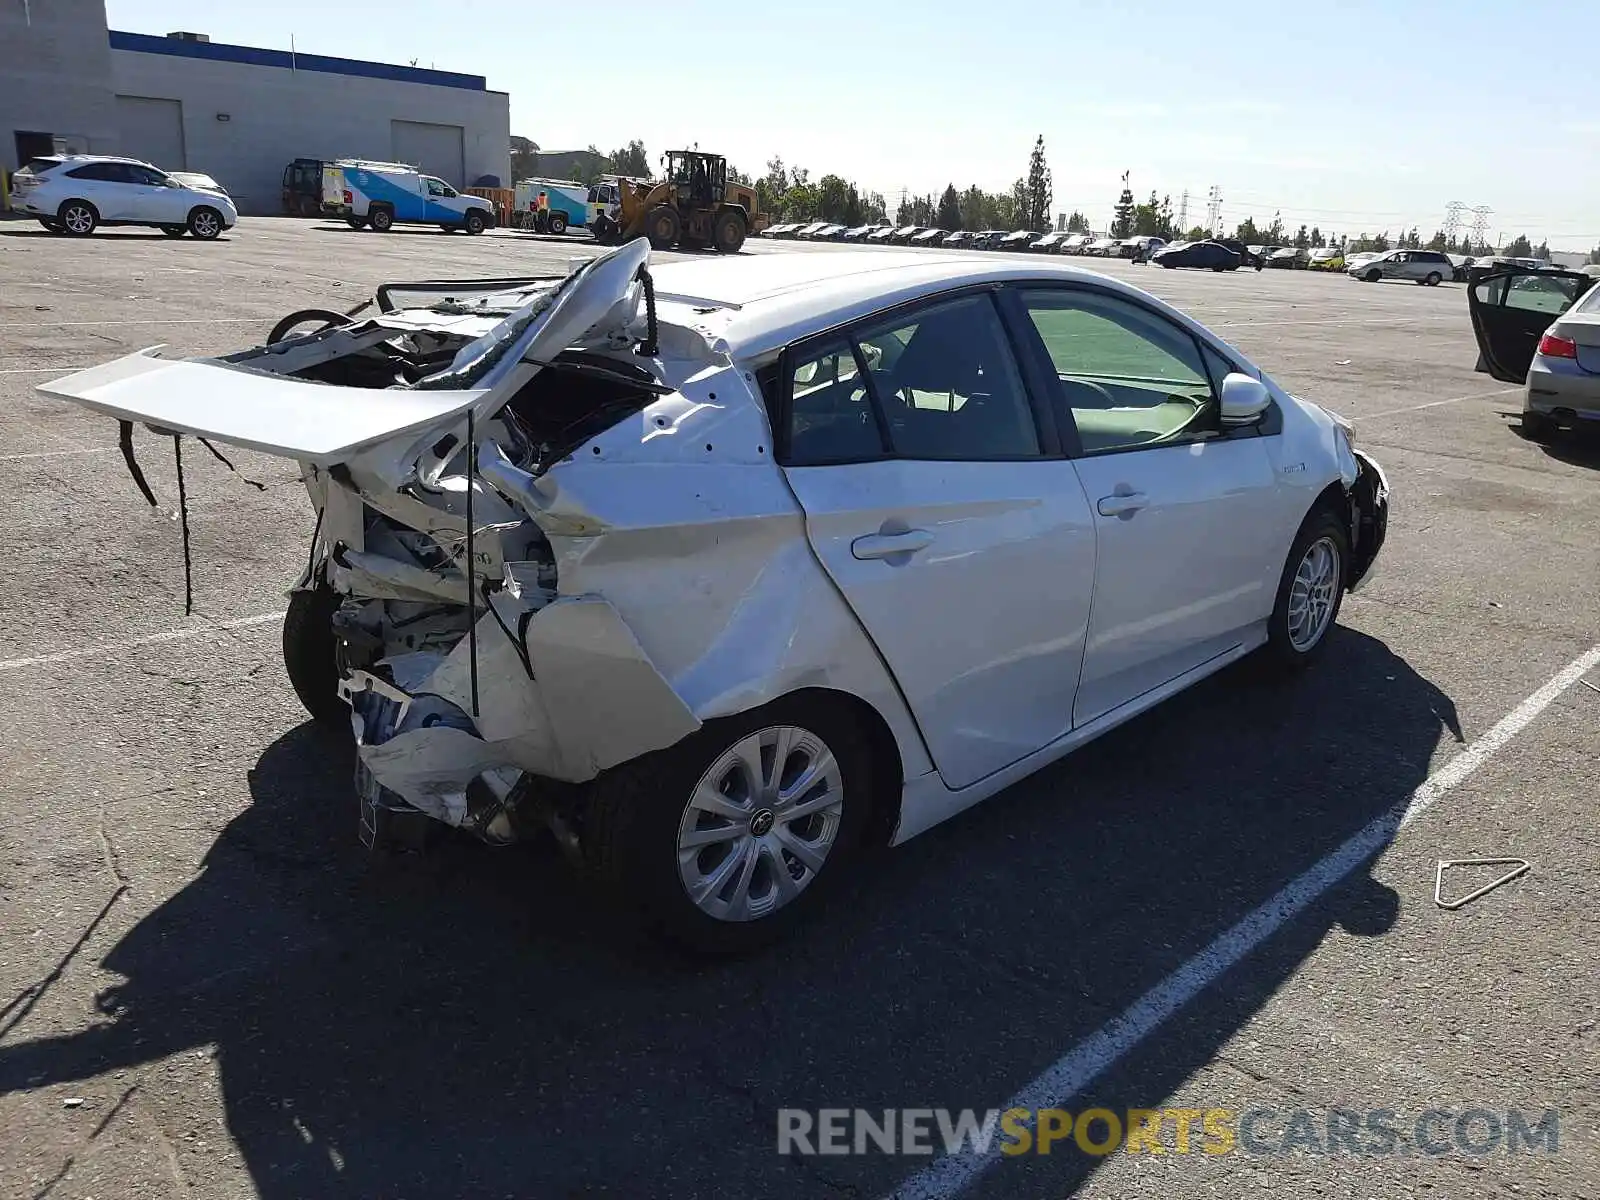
[58, 200, 98, 236]
[1520, 411, 1557, 442]
[463, 209, 487, 234]
[346, 216, 367, 230]
[282, 585, 348, 731]
[1425, 272, 1442, 286]
[584, 693, 873, 954]
[187, 207, 223, 240]
[369, 207, 394, 232]
[1264, 508, 1349, 671]
[712, 209, 747, 254]
[547, 212, 568, 235]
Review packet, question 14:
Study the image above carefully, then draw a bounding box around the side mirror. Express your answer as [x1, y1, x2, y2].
[1219, 373, 1271, 426]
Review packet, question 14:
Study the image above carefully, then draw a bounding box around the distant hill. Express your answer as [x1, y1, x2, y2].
[510, 145, 613, 185]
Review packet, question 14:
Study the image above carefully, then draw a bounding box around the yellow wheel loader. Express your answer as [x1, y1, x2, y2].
[593, 150, 767, 253]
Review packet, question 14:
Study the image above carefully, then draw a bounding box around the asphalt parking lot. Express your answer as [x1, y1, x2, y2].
[1, 217, 1596, 1200]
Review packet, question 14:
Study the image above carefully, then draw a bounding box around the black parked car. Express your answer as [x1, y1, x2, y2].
[1152, 240, 1243, 271]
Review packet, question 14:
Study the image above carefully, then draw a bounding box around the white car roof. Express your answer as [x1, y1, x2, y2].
[649, 251, 1211, 359]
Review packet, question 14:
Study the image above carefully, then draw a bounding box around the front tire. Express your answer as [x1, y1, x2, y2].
[645, 204, 681, 250]
[282, 585, 347, 731]
[547, 212, 568, 235]
[187, 206, 223, 240]
[463, 209, 487, 234]
[1264, 508, 1349, 671]
[584, 694, 873, 954]
[1364, 268, 1381, 282]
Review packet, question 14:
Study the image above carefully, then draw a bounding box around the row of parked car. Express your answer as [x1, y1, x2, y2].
[761, 222, 1167, 257]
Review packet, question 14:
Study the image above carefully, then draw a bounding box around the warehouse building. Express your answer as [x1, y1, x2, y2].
[2, 1, 510, 215]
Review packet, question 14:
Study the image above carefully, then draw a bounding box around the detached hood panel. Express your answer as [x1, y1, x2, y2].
[38, 350, 489, 466]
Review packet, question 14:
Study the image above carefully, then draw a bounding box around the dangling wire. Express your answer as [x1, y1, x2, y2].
[172, 435, 194, 616]
[465, 410, 480, 719]
[636, 266, 658, 357]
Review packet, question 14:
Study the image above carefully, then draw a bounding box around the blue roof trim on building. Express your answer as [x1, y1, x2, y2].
[108, 31, 487, 91]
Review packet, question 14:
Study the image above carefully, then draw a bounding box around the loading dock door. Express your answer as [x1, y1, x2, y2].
[391, 120, 465, 187]
[116, 96, 186, 171]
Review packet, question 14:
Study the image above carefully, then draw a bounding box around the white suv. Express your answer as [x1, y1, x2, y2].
[11, 155, 238, 240]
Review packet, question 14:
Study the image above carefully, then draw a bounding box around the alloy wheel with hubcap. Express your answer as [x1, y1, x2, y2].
[1287, 536, 1340, 651]
[1265, 509, 1348, 669]
[188, 208, 222, 239]
[60, 203, 97, 236]
[675, 724, 845, 923]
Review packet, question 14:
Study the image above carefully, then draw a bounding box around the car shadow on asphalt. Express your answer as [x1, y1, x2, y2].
[0, 629, 1459, 1199]
[1510, 422, 1600, 470]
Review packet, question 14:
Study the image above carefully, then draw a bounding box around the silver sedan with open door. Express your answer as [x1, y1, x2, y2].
[1468, 265, 1600, 439]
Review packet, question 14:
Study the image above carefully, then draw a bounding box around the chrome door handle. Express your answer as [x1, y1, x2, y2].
[1097, 492, 1149, 517]
[851, 530, 934, 560]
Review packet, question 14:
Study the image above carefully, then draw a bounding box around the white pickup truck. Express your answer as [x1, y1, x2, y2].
[321, 159, 494, 234]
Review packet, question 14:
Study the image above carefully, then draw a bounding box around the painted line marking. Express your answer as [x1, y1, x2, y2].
[1352, 387, 1520, 420]
[0, 611, 285, 673]
[0, 365, 92, 375]
[887, 641, 1600, 1200]
[1211, 314, 1459, 329]
[0, 318, 258, 329]
[0, 446, 118, 462]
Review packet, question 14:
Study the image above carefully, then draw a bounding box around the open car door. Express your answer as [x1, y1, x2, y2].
[1468, 267, 1596, 384]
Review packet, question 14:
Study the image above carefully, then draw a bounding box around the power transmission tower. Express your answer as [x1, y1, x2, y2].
[1176, 190, 1190, 232]
[1205, 185, 1223, 233]
[1469, 205, 1493, 251]
[1442, 200, 1466, 243]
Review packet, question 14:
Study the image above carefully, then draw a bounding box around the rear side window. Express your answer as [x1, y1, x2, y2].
[67, 162, 127, 182]
[19, 158, 63, 176]
[857, 295, 1039, 460]
[786, 340, 883, 464]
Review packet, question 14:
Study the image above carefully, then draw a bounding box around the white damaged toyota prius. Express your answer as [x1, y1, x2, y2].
[40, 241, 1388, 952]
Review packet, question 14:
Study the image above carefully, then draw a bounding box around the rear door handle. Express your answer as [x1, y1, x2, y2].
[1097, 492, 1149, 517]
[851, 530, 934, 560]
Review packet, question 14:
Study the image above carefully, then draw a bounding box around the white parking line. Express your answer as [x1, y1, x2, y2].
[0, 446, 117, 462]
[887, 641, 1600, 1200]
[0, 366, 91, 375]
[0, 611, 285, 673]
[0, 318, 259, 328]
[1352, 387, 1519, 420]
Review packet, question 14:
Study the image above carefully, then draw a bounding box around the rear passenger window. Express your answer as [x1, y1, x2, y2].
[67, 162, 121, 182]
[856, 296, 1039, 459]
[785, 340, 883, 464]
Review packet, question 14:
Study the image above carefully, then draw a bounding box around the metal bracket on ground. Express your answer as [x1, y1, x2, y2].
[1434, 858, 1530, 910]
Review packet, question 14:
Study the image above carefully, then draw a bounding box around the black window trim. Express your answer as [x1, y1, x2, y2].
[774, 283, 1065, 467]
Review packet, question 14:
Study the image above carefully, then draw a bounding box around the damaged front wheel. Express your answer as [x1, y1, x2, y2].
[583, 695, 872, 954]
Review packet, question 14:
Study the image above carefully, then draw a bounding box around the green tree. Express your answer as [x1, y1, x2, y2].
[1534, 239, 1550, 260]
[936, 184, 963, 231]
[1185, 225, 1210, 241]
[1234, 216, 1262, 244]
[1024, 136, 1053, 232]
[1503, 234, 1533, 257]
[1066, 210, 1090, 233]
[756, 157, 788, 222]
[1111, 174, 1135, 238]
[864, 192, 888, 223]
[606, 140, 649, 179]
[815, 174, 851, 223]
[784, 181, 818, 222]
[1310, 225, 1323, 246]
[1294, 224, 1309, 249]
[1589, 244, 1600, 265]
[1265, 211, 1285, 243]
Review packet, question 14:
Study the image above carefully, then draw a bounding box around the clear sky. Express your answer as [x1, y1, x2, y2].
[108, 0, 1600, 250]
